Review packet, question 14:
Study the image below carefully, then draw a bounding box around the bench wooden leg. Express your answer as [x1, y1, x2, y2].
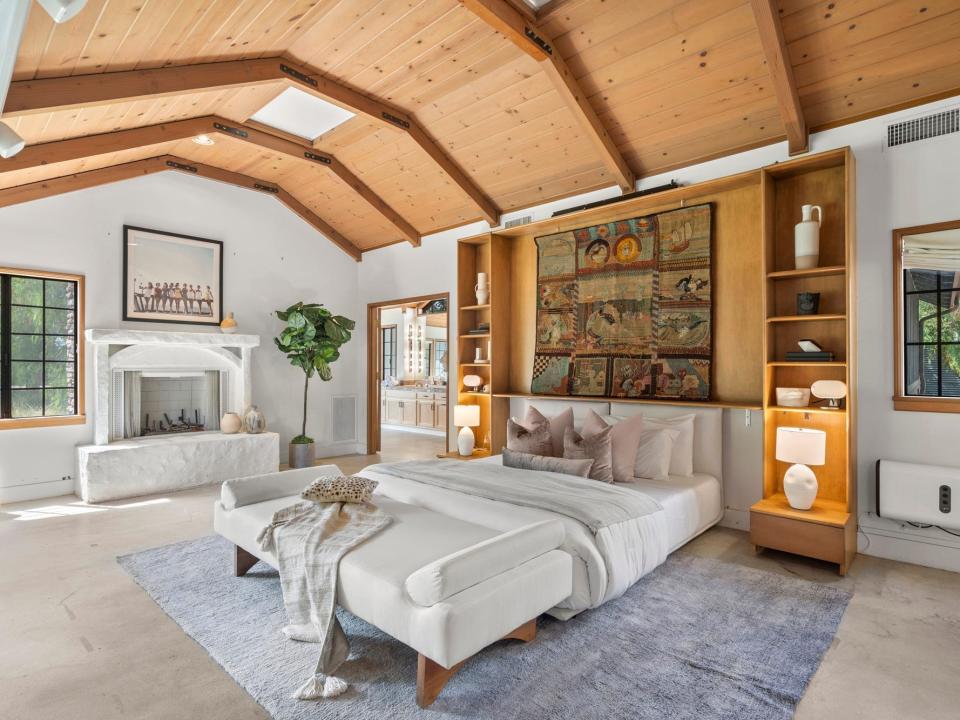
[415, 618, 538, 708]
[234, 545, 259, 577]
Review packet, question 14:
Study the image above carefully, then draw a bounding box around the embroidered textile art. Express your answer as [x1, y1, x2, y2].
[531, 204, 712, 400]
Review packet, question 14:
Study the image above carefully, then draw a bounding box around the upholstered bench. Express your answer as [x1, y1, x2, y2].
[213, 465, 573, 707]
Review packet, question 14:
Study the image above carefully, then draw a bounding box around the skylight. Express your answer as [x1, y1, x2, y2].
[249, 87, 356, 142]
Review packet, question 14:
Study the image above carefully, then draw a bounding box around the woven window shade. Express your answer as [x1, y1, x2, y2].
[902, 230, 960, 271]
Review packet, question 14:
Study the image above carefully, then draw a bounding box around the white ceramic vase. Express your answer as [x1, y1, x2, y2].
[783, 463, 818, 510]
[475, 272, 489, 305]
[457, 425, 475, 456]
[794, 204, 822, 270]
[220, 412, 242, 434]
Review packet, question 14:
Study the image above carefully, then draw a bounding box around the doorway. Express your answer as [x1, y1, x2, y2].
[366, 293, 449, 458]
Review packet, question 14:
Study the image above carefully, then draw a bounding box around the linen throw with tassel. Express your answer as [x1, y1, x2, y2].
[258, 499, 392, 700]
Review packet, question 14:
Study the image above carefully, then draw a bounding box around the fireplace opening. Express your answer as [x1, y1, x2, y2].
[121, 370, 222, 438]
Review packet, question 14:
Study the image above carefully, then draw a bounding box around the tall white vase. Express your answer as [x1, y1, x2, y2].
[475, 272, 489, 305]
[794, 204, 822, 270]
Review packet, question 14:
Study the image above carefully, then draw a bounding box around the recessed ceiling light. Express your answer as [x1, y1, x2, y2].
[249, 87, 355, 142]
[192, 134, 215, 146]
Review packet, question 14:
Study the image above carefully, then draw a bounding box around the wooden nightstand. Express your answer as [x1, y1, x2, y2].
[438, 449, 491, 461]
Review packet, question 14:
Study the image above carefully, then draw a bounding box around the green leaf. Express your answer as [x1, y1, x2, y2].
[314, 357, 333, 381]
[287, 311, 306, 329]
[333, 315, 356, 331]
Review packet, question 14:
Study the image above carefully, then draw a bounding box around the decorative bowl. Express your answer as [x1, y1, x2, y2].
[775, 387, 810, 407]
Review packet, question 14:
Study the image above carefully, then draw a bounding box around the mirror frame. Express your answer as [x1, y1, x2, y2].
[892, 219, 960, 413]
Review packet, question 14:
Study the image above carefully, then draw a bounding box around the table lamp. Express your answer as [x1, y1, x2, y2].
[463, 374, 483, 392]
[811, 379, 847, 409]
[776, 427, 826, 510]
[454, 404, 481, 456]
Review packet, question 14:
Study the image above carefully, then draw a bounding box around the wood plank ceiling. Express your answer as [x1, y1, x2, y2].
[1, 0, 959, 257]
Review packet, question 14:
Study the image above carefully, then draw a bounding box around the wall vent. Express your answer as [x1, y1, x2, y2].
[887, 108, 959, 148]
[331, 395, 357, 443]
[504, 215, 533, 228]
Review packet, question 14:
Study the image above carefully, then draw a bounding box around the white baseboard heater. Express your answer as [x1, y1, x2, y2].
[876, 460, 958, 530]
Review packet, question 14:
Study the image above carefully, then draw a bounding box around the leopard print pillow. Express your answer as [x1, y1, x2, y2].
[300, 475, 378, 504]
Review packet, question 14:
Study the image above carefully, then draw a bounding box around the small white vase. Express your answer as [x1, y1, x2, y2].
[784, 463, 818, 510]
[457, 425, 476, 456]
[474, 347, 485, 363]
[220, 412, 242, 434]
[475, 272, 489, 305]
[243, 405, 267, 434]
[794, 204, 822, 270]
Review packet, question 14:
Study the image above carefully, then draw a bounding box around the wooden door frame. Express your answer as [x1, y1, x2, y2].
[366, 292, 450, 453]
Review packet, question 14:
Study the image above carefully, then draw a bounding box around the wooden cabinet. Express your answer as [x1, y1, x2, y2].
[417, 394, 435, 428]
[434, 399, 447, 430]
[385, 396, 404, 424]
[383, 389, 446, 429]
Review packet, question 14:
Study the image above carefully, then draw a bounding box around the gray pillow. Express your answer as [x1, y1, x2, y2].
[501, 447, 594, 478]
[563, 425, 614, 483]
[506, 417, 553, 456]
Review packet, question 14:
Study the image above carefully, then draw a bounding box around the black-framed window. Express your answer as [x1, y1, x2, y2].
[1, 274, 79, 419]
[381, 325, 397, 381]
[433, 340, 448, 377]
[903, 268, 960, 398]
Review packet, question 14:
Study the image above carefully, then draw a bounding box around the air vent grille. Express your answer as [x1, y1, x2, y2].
[331, 395, 357, 443]
[887, 108, 959, 148]
[504, 215, 533, 229]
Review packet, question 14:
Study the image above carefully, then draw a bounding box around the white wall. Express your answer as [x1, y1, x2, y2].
[0, 171, 360, 503]
[360, 96, 960, 571]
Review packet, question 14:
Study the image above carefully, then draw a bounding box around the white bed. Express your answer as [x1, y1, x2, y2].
[360, 400, 723, 619]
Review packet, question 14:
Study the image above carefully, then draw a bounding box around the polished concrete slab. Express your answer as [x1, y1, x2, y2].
[1, 434, 957, 719]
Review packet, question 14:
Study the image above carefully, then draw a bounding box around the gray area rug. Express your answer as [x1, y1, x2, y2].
[119, 535, 849, 719]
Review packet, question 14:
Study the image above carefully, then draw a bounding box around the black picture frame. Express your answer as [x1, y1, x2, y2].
[122, 225, 223, 327]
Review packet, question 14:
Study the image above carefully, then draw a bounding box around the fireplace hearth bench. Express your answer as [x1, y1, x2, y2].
[213, 466, 573, 707]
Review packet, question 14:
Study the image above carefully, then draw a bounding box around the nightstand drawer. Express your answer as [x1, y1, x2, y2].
[750, 511, 845, 564]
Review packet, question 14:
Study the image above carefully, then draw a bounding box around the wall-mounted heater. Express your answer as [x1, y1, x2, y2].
[876, 459, 959, 530]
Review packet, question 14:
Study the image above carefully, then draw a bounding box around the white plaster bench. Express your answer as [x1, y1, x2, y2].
[213, 465, 573, 707]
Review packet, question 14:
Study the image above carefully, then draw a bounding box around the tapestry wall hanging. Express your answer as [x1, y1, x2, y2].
[531, 204, 712, 400]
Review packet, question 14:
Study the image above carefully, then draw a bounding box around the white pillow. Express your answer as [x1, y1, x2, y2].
[640, 414, 696, 477]
[632, 427, 680, 482]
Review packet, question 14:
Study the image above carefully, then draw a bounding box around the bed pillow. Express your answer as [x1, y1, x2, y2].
[521, 406, 574, 457]
[501, 447, 594, 478]
[506, 417, 553, 456]
[641, 414, 696, 477]
[632, 426, 681, 482]
[301, 475, 378, 504]
[583, 410, 645, 483]
[563, 424, 614, 483]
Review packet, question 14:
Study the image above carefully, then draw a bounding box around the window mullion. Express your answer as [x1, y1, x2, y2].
[0, 275, 10, 419]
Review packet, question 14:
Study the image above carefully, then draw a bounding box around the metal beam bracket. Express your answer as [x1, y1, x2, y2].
[381, 111, 411, 129]
[524, 26, 552, 56]
[280, 63, 318, 88]
[304, 151, 332, 165]
[253, 183, 279, 194]
[213, 122, 248, 139]
[165, 160, 197, 173]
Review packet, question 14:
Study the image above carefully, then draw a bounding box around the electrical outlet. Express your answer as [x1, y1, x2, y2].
[877, 460, 959, 529]
[941, 485, 952, 514]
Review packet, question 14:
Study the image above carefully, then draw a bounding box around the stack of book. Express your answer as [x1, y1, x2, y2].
[785, 351, 835, 362]
[466, 323, 490, 335]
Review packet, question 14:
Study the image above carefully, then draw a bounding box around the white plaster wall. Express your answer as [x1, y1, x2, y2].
[360, 96, 960, 570]
[0, 171, 360, 503]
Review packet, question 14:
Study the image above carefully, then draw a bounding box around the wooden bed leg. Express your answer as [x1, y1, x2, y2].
[234, 545, 259, 577]
[415, 618, 538, 708]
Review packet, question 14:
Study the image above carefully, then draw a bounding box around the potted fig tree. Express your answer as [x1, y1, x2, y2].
[274, 302, 355, 468]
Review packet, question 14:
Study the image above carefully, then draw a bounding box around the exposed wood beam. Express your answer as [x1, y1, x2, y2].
[0, 115, 420, 247]
[3, 57, 500, 226]
[0, 154, 362, 261]
[200, 118, 421, 246]
[458, 0, 635, 192]
[749, 0, 808, 155]
[157, 155, 362, 262]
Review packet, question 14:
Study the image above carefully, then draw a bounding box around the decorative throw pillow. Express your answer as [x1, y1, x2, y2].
[301, 475, 378, 504]
[632, 426, 681, 482]
[583, 410, 645, 483]
[521, 406, 574, 457]
[642, 414, 696, 477]
[563, 424, 614, 483]
[507, 416, 553, 456]
[501, 447, 594, 478]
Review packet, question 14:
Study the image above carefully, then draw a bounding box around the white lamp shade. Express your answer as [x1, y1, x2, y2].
[776, 427, 826, 466]
[453, 404, 480, 428]
[463, 374, 483, 389]
[0, 123, 25, 159]
[810, 379, 847, 400]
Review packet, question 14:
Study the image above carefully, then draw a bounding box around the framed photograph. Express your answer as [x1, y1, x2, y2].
[123, 226, 223, 326]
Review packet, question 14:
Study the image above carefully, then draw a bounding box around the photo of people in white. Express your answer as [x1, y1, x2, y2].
[124, 227, 222, 325]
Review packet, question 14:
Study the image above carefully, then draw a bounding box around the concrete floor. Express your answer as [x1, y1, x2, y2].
[2, 434, 958, 719]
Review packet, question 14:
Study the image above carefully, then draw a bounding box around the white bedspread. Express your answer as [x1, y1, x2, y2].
[359, 464, 671, 617]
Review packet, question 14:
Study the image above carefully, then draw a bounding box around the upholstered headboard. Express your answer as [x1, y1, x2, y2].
[509, 398, 723, 482]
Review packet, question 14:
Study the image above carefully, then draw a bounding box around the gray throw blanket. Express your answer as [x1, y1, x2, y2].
[257, 500, 391, 700]
[367, 460, 660, 533]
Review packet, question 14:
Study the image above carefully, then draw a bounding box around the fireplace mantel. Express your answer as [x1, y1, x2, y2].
[86, 328, 260, 445]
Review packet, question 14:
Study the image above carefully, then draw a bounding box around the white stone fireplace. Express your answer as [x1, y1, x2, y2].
[77, 329, 278, 502]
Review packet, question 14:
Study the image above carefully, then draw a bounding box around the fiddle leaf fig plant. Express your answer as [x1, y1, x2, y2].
[274, 302, 355, 444]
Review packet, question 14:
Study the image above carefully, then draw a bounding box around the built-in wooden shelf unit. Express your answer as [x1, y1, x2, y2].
[752, 147, 857, 575]
[456, 149, 856, 567]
